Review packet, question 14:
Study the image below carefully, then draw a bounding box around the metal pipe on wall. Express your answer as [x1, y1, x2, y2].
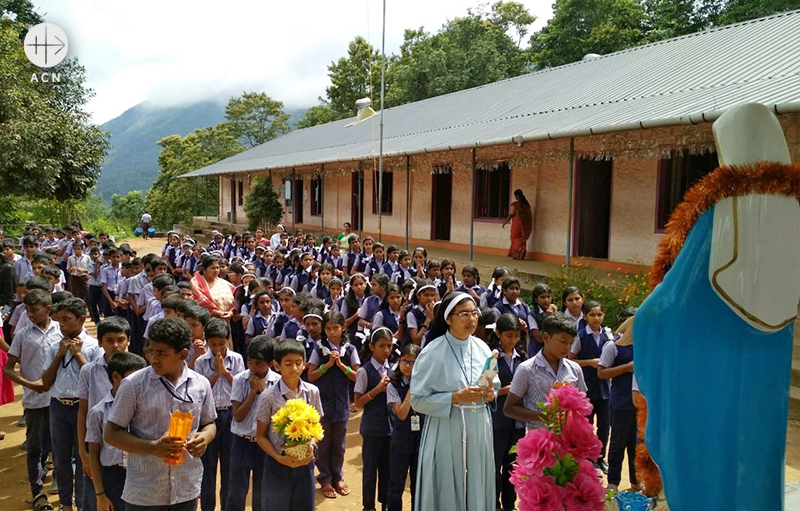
[566, 138, 575, 268]
[469, 148, 476, 261]
[292, 168, 296, 231]
[320, 165, 325, 236]
[405, 155, 410, 251]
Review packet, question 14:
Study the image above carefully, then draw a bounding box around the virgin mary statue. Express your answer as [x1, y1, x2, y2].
[634, 103, 800, 511]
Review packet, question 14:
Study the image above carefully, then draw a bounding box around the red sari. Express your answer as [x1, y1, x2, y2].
[508, 201, 533, 259]
[190, 272, 235, 316]
[0, 341, 15, 406]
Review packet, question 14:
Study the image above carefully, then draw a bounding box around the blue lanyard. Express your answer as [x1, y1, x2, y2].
[159, 377, 194, 403]
[445, 333, 473, 386]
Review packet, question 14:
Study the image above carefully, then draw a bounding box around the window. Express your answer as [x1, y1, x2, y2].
[310, 177, 323, 216]
[372, 170, 393, 214]
[473, 162, 511, 219]
[238, 181, 244, 206]
[656, 152, 718, 230]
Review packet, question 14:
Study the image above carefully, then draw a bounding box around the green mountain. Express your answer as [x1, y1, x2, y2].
[96, 100, 306, 201]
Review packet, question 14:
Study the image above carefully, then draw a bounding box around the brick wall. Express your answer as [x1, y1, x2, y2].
[214, 112, 800, 265]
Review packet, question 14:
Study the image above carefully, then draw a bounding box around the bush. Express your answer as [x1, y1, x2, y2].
[244, 177, 283, 232]
[546, 259, 652, 329]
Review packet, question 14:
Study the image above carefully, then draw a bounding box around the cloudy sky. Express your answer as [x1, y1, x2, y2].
[34, 0, 552, 125]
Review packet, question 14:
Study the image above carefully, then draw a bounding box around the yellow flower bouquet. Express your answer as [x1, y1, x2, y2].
[271, 398, 325, 460]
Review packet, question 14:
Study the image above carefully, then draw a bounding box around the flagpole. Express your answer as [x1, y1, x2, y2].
[377, 0, 386, 243]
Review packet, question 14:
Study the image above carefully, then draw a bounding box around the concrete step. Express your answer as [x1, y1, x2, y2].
[174, 224, 211, 246]
[192, 216, 248, 232]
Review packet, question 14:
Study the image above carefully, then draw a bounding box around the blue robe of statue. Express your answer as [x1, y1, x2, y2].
[635, 207, 794, 511]
[410, 333, 500, 511]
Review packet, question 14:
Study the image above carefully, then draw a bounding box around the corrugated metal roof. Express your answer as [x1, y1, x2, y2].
[183, 10, 800, 178]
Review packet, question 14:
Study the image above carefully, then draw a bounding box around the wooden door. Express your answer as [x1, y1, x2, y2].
[294, 178, 304, 224]
[573, 158, 612, 259]
[351, 171, 364, 231]
[230, 178, 237, 224]
[431, 169, 452, 241]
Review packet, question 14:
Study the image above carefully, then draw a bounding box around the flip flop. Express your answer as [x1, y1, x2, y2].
[32, 493, 54, 511]
[334, 482, 351, 496]
[321, 485, 337, 499]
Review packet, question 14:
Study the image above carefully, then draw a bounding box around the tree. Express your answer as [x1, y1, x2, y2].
[717, 0, 800, 24]
[1, 0, 42, 27]
[529, 0, 647, 69]
[0, 15, 109, 201]
[490, 1, 537, 46]
[243, 177, 283, 232]
[146, 124, 245, 229]
[326, 36, 386, 119]
[643, 0, 709, 41]
[387, 3, 534, 106]
[110, 190, 146, 229]
[224, 91, 291, 148]
[296, 103, 337, 129]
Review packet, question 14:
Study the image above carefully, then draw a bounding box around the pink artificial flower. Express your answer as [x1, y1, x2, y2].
[516, 429, 559, 473]
[559, 413, 602, 461]
[562, 472, 606, 511]
[510, 464, 529, 486]
[577, 459, 601, 480]
[517, 475, 563, 511]
[547, 384, 593, 416]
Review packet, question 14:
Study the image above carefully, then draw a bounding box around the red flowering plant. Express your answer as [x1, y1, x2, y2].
[511, 384, 605, 511]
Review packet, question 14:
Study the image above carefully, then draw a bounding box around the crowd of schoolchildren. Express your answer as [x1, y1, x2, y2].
[0, 222, 641, 511]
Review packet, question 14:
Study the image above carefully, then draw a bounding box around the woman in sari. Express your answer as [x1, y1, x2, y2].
[191, 254, 235, 319]
[410, 292, 499, 511]
[502, 189, 532, 260]
[338, 222, 356, 249]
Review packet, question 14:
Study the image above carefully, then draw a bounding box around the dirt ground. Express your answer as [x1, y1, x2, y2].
[1, 236, 799, 510]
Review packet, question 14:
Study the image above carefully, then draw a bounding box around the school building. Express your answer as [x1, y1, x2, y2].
[183, 10, 800, 272]
[181, 9, 800, 414]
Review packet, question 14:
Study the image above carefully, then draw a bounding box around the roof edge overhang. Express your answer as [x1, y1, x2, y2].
[180, 100, 800, 179]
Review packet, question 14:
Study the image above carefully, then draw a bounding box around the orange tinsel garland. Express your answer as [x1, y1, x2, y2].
[636, 161, 800, 497]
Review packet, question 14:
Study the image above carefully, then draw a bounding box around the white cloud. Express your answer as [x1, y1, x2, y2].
[35, 0, 553, 124]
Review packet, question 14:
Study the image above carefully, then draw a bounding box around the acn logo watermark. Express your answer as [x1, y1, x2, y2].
[23, 22, 68, 82]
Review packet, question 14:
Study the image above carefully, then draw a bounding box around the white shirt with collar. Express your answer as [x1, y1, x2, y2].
[8, 319, 62, 409]
[509, 351, 586, 430]
[194, 349, 245, 409]
[571, 324, 614, 354]
[43, 329, 100, 399]
[108, 365, 217, 507]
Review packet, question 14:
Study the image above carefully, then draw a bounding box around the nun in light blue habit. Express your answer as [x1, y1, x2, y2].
[411, 292, 500, 511]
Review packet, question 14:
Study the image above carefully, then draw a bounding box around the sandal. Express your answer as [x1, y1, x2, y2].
[334, 482, 351, 496]
[321, 485, 337, 499]
[32, 493, 54, 511]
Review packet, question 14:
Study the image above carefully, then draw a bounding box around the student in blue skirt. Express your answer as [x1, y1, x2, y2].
[491, 277, 536, 354]
[598, 307, 639, 495]
[307, 311, 360, 499]
[479, 266, 511, 309]
[569, 300, 613, 473]
[386, 343, 423, 511]
[529, 283, 558, 352]
[489, 314, 527, 511]
[353, 328, 394, 511]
